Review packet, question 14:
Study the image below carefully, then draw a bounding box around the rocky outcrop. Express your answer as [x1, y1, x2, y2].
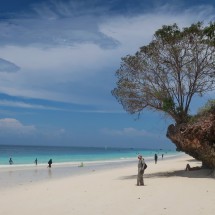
[167, 108, 215, 169]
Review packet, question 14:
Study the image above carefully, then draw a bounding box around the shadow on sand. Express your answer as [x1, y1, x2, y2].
[119, 168, 214, 180]
[119, 157, 215, 180]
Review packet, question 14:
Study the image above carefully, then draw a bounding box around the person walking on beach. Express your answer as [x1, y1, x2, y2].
[9, 157, 13, 165]
[137, 155, 145, 186]
[48, 159, 52, 168]
[35, 158, 38, 165]
[154, 154, 158, 164]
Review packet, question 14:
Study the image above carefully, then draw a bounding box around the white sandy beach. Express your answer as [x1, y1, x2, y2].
[0, 154, 214, 215]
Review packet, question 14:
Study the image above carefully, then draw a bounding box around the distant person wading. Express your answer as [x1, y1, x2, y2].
[9, 158, 13, 165]
[48, 159, 52, 168]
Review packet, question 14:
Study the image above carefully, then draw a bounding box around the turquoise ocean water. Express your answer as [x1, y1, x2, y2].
[0, 145, 182, 189]
[0, 145, 178, 165]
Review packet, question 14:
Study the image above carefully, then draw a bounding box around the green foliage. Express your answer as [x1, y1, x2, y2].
[197, 100, 215, 116]
[187, 115, 199, 124]
[204, 22, 215, 45]
[162, 97, 175, 112]
[154, 23, 182, 43]
[187, 100, 215, 124]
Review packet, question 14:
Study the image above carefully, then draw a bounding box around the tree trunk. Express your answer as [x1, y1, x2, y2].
[166, 109, 215, 169]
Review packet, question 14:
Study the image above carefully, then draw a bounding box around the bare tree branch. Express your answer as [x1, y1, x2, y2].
[112, 22, 215, 124]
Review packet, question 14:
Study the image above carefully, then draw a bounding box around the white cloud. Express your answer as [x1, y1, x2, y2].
[100, 5, 215, 53]
[101, 127, 152, 137]
[0, 58, 20, 73]
[0, 118, 36, 134]
[0, 100, 65, 111]
[0, 44, 121, 105]
[0, 3, 214, 109]
[0, 1, 112, 48]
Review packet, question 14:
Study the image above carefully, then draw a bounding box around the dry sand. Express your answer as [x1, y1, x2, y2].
[0, 154, 214, 215]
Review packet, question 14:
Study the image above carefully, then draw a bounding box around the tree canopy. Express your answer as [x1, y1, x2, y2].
[112, 22, 215, 124]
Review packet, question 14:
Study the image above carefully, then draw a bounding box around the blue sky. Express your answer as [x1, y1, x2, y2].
[0, 0, 214, 149]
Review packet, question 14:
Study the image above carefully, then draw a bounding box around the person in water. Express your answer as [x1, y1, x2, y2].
[48, 159, 52, 168]
[9, 158, 13, 165]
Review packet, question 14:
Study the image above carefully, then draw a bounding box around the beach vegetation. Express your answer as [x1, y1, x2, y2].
[197, 99, 215, 116]
[187, 99, 215, 124]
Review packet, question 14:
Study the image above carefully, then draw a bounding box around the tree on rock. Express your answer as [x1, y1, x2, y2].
[112, 23, 215, 168]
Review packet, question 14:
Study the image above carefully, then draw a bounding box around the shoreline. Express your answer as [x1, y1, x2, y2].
[1, 154, 214, 215]
[0, 153, 184, 190]
[0, 152, 183, 168]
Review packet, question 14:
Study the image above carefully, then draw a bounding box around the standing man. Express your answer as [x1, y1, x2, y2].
[154, 154, 158, 164]
[137, 155, 145, 186]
